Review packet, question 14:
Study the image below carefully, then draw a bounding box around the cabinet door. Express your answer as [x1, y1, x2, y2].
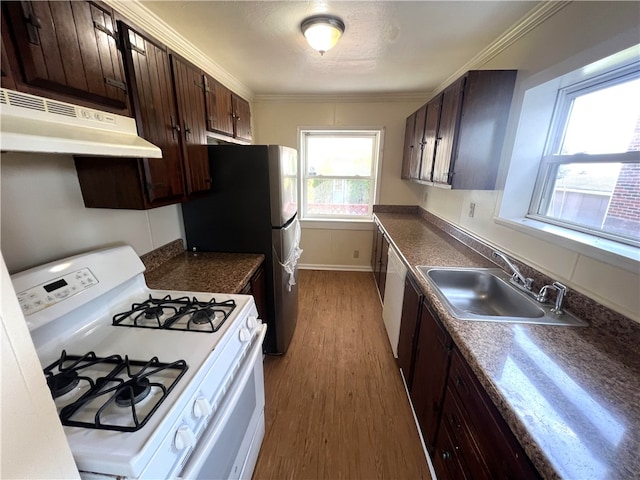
[171, 55, 211, 195]
[411, 301, 451, 453]
[373, 225, 384, 291]
[1, 14, 16, 90]
[433, 419, 472, 480]
[419, 95, 442, 182]
[432, 76, 466, 184]
[232, 95, 252, 142]
[122, 25, 185, 205]
[250, 265, 267, 323]
[370, 224, 380, 272]
[400, 113, 417, 180]
[204, 75, 234, 136]
[397, 274, 422, 388]
[409, 105, 427, 179]
[4, 1, 128, 111]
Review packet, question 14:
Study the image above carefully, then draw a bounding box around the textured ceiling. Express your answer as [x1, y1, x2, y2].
[140, 1, 538, 96]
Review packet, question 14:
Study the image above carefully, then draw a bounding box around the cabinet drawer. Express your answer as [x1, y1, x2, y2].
[448, 349, 540, 479]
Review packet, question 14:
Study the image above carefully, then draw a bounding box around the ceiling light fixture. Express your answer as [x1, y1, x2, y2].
[300, 15, 345, 56]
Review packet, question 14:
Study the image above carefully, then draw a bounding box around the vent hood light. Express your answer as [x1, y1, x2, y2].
[0, 88, 162, 158]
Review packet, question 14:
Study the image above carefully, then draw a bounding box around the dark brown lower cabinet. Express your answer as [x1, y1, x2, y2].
[240, 264, 267, 323]
[397, 274, 422, 388]
[402, 295, 541, 479]
[371, 222, 389, 301]
[441, 349, 540, 479]
[410, 301, 452, 454]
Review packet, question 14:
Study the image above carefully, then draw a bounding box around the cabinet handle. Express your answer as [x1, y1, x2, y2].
[170, 116, 181, 140]
[184, 122, 191, 136]
[442, 451, 452, 461]
[449, 412, 461, 429]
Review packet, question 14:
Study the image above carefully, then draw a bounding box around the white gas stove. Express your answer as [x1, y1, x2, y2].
[11, 245, 267, 479]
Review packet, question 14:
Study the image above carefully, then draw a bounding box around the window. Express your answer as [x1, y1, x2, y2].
[528, 66, 640, 247]
[299, 129, 382, 221]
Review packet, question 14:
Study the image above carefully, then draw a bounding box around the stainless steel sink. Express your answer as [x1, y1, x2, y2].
[416, 266, 587, 326]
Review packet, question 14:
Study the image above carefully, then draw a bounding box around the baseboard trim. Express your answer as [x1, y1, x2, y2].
[298, 263, 373, 272]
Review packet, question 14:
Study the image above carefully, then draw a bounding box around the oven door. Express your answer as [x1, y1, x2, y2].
[178, 324, 266, 480]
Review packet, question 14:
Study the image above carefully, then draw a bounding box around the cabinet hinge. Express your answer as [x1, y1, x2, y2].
[130, 44, 146, 56]
[93, 22, 122, 51]
[20, 1, 42, 45]
[104, 77, 127, 93]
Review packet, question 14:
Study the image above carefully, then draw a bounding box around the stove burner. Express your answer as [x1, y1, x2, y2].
[47, 370, 80, 398]
[115, 377, 151, 406]
[43, 351, 188, 432]
[112, 295, 236, 332]
[192, 308, 216, 325]
[143, 305, 166, 319]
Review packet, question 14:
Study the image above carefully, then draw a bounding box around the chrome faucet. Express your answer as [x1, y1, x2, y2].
[492, 251, 534, 291]
[536, 281, 567, 315]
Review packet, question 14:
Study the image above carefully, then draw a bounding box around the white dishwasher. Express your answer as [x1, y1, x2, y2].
[382, 246, 407, 358]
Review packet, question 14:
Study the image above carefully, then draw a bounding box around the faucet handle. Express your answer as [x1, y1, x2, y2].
[551, 281, 567, 315]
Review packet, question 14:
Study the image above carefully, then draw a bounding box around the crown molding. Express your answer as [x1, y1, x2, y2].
[105, 0, 571, 105]
[253, 92, 433, 104]
[432, 1, 572, 95]
[104, 0, 253, 101]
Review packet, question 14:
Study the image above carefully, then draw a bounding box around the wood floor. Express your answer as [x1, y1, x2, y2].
[252, 270, 432, 480]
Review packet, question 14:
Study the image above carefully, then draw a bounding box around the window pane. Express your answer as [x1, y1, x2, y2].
[306, 178, 371, 216]
[541, 162, 640, 241]
[306, 136, 374, 176]
[560, 77, 640, 154]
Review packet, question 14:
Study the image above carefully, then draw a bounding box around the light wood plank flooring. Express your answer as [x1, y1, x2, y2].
[252, 270, 432, 480]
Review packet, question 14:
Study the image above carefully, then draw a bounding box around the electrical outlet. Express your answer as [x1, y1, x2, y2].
[468, 202, 476, 218]
[353, 250, 359, 259]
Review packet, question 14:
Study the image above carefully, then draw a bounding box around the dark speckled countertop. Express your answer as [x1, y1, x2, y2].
[141, 240, 264, 294]
[375, 211, 640, 480]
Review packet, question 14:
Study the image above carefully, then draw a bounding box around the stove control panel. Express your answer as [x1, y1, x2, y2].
[16, 268, 98, 315]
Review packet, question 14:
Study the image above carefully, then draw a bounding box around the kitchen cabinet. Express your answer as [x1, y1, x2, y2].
[240, 264, 267, 325]
[410, 299, 452, 454]
[2, 0, 129, 114]
[400, 105, 426, 180]
[204, 74, 252, 142]
[371, 222, 389, 301]
[75, 25, 215, 209]
[437, 348, 540, 479]
[397, 273, 422, 389]
[398, 285, 540, 478]
[1, 14, 16, 90]
[171, 54, 211, 195]
[401, 70, 516, 189]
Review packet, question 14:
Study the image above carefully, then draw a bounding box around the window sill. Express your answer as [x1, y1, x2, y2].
[494, 216, 640, 273]
[299, 218, 374, 230]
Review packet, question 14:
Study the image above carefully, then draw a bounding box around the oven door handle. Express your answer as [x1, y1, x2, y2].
[178, 324, 266, 479]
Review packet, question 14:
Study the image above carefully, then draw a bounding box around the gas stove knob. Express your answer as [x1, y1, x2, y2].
[239, 327, 251, 343]
[193, 396, 211, 419]
[246, 316, 259, 330]
[174, 426, 195, 451]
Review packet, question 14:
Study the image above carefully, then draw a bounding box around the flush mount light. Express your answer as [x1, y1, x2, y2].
[300, 15, 345, 56]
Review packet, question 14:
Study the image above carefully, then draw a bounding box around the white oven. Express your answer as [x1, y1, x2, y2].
[10, 245, 267, 479]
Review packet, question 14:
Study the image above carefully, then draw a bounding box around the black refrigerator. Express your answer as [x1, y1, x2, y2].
[181, 145, 300, 354]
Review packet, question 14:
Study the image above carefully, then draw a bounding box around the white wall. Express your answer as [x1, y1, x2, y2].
[253, 100, 424, 269]
[0, 153, 185, 273]
[420, 1, 640, 322]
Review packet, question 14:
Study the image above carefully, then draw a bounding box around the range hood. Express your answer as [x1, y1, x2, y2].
[0, 88, 162, 158]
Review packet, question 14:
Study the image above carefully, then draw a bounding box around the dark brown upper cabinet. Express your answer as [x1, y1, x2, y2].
[75, 24, 187, 210]
[171, 55, 211, 195]
[204, 74, 252, 142]
[401, 105, 427, 180]
[2, 1, 129, 114]
[401, 70, 516, 190]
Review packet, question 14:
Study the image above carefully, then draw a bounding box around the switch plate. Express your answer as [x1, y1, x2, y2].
[468, 202, 476, 218]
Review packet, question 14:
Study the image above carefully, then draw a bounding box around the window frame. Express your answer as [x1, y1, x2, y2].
[298, 127, 384, 222]
[526, 63, 640, 248]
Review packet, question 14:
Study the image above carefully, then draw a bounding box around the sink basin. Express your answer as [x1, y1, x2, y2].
[416, 267, 587, 327]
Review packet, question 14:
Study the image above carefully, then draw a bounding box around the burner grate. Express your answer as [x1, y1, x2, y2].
[112, 294, 236, 332]
[44, 351, 188, 432]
